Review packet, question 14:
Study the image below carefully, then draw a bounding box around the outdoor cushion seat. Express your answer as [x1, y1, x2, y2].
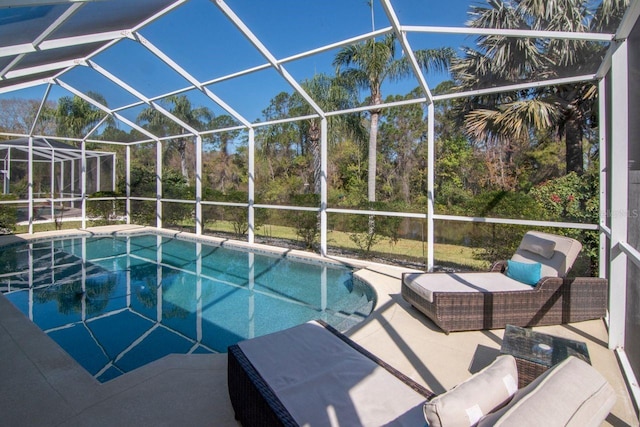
[402, 231, 608, 333]
[227, 320, 435, 426]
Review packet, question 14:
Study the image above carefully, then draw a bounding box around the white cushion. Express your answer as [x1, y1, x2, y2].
[477, 356, 616, 427]
[424, 355, 518, 427]
[238, 321, 427, 427]
[403, 272, 532, 303]
[519, 232, 556, 259]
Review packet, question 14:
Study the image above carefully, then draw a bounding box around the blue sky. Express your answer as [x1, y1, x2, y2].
[5, 0, 476, 133]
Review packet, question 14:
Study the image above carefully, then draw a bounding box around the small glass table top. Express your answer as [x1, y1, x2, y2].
[500, 324, 591, 367]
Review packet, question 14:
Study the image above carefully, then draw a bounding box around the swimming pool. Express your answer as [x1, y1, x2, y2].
[0, 233, 375, 382]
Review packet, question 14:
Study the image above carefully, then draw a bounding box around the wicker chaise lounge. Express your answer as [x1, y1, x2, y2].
[402, 231, 608, 333]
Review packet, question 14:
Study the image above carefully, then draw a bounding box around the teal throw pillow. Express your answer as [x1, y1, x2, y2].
[506, 260, 541, 286]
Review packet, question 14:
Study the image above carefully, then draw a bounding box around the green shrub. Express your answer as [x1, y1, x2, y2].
[465, 191, 545, 262]
[348, 201, 402, 255]
[286, 193, 320, 249]
[87, 191, 125, 225]
[0, 194, 17, 233]
[530, 171, 599, 274]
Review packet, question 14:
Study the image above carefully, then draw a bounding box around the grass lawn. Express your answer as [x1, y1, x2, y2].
[12, 219, 489, 271]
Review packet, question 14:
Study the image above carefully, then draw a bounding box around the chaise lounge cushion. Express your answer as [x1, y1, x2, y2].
[236, 321, 428, 426]
[518, 232, 556, 259]
[477, 356, 616, 427]
[403, 272, 532, 303]
[424, 355, 518, 427]
[510, 231, 582, 278]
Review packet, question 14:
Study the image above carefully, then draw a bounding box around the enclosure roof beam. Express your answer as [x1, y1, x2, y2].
[0, 29, 127, 59]
[432, 73, 597, 101]
[615, 0, 640, 40]
[402, 25, 614, 42]
[3, 58, 84, 80]
[381, 0, 433, 104]
[29, 84, 52, 137]
[111, 26, 394, 117]
[86, 59, 200, 137]
[55, 78, 161, 142]
[0, 2, 85, 79]
[212, 0, 326, 119]
[132, 32, 252, 128]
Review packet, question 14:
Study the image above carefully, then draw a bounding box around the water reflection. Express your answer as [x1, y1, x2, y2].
[0, 234, 369, 382]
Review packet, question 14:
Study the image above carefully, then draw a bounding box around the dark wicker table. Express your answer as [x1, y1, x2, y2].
[500, 324, 591, 388]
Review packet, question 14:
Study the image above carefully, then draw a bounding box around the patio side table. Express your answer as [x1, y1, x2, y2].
[500, 324, 591, 388]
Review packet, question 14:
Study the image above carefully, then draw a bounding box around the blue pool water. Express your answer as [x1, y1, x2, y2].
[0, 233, 374, 382]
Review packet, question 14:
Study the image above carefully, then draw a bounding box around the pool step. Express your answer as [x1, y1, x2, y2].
[326, 294, 374, 332]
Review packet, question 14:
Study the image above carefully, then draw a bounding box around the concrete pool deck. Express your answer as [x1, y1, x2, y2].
[0, 226, 637, 426]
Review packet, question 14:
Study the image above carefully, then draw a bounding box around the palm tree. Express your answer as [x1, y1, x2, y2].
[453, 0, 629, 175]
[54, 92, 109, 139]
[206, 114, 241, 192]
[292, 73, 363, 194]
[137, 95, 213, 181]
[333, 34, 454, 201]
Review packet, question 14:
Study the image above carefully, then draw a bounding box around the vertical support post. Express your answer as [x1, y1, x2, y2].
[28, 137, 34, 234]
[126, 145, 131, 224]
[608, 40, 629, 350]
[5, 147, 11, 194]
[60, 160, 65, 204]
[28, 243, 33, 319]
[195, 135, 203, 235]
[70, 159, 75, 208]
[156, 235, 163, 323]
[320, 118, 328, 257]
[81, 237, 87, 322]
[248, 128, 255, 244]
[156, 140, 163, 229]
[196, 242, 203, 344]
[598, 78, 608, 280]
[96, 155, 101, 193]
[81, 140, 87, 229]
[50, 148, 55, 219]
[112, 153, 116, 192]
[426, 103, 435, 271]
[126, 237, 131, 307]
[248, 252, 255, 339]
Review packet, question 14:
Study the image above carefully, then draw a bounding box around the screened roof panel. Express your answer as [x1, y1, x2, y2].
[139, 0, 268, 83]
[222, 0, 392, 58]
[57, 65, 141, 109]
[115, 104, 153, 134]
[16, 42, 106, 70]
[388, 0, 470, 27]
[0, 70, 56, 90]
[48, 0, 177, 39]
[206, 67, 306, 123]
[152, 90, 216, 133]
[89, 38, 193, 100]
[0, 5, 68, 45]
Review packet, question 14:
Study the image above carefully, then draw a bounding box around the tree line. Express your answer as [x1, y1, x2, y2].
[0, 0, 627, 271]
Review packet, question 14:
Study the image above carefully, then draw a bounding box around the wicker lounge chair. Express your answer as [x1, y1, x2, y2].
[402, 231, 608, 333]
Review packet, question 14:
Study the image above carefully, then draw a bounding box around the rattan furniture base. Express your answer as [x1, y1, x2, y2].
[227, 320, 435, 427]
[402, 262, 608, 334]
[500, 324, 591, 388]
